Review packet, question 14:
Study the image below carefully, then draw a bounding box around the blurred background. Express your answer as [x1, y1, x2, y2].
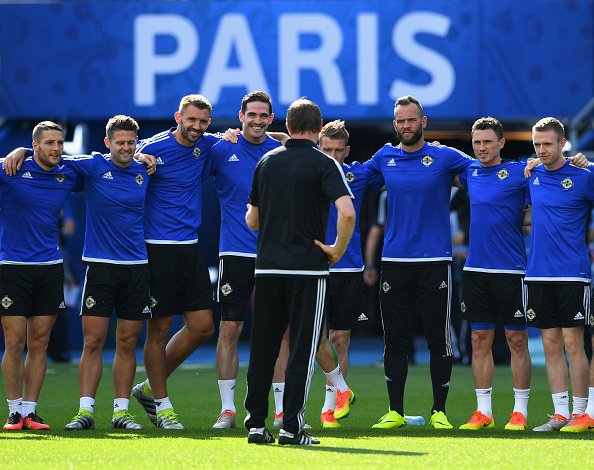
[0, 0, 593, 365]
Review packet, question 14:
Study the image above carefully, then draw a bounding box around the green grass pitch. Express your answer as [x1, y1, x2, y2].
[1, 361, 593, 469]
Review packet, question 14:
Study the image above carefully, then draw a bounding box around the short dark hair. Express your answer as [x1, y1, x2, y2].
[394, 95, 423, 119]
[32, 121, 63, 142]
[179, 94, 212, 115]
[472, 117, 504, 141]
[241, 91, 272, 115]
[106, 115, 139, 140]
[319, 120, 349, 145]
[532, 117, 565, 141]
[286, 98, 321, 135]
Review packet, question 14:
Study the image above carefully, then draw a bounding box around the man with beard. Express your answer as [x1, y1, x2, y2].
[364, 95, 473, 429]
[131, 95, 224, 429]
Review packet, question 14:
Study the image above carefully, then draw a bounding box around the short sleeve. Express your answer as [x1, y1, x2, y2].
[61, 154, 97, 178]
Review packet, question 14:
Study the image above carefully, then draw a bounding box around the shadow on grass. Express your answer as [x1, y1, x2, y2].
[274, 445, 425, 456]
[320, 428, 594, 441]
[0, 432, 426, 457]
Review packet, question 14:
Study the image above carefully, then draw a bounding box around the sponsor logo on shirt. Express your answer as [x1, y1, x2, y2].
[345, 171, 355, 183]
[387, 158, 396, 167]
[533, 177, 540, 185]
[497, 168, 509, 180]
[2, 295, 13, 309]
[55, 173, 65, 183]
[422, 155, 434, 167]
[102, 171, 114, 180]
[472, 169, 478, 177]
[135, 174, 144, 185]
[156, 157, 164, 165]
[228, 154, 239, 162]
[561, 177, 574, 190]
[22, 171, 33, 179]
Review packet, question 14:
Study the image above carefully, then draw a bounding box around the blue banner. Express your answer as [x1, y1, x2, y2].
[0, 1, 592, 120]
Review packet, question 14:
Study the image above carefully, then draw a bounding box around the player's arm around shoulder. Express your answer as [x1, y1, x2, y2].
[60, 153, 96, 178]
[0, 159, 9, 183]
[267, 132, 289, 144]
[443, 145, 473, 173]
[3, 147, 30, 175]
[134, 153, 156, 175]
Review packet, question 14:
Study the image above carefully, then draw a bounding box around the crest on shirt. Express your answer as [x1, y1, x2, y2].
[422, 155, 433, 167]
[561, 177, 573, 190]
[135, 174, 144, 186]
[193, 147, 201, 159]
[382, 281, 391, 293]
[55, 173, 65, 184]
[526, 308, 536, 321]
[460, 301, 467, 313]
[497, 169, 509, 180]
[1, 296, 12, 309]
[85, 296, 96, 309]
[150, 296, 158, 308]
[345, 172, 355, 184]
[221, 283, 233, 296]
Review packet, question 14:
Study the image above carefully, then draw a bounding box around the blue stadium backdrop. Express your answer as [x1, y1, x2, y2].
[0, 0, 592, 121]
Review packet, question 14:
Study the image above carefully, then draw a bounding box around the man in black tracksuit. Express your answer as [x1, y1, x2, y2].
[244, 98, 355, 445]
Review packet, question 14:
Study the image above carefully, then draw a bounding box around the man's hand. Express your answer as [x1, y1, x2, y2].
[223, 128, 240, 143]
[524, 157, 540, 178]
[3, 147, 27, 175]
[134, 153, 157, 175]
[314, 239, 344, 266]
[570, 152, 589, 168]
[363, 267, 378, 285]
[268, 132, 289, 144]
[245, 203, 259, 231]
